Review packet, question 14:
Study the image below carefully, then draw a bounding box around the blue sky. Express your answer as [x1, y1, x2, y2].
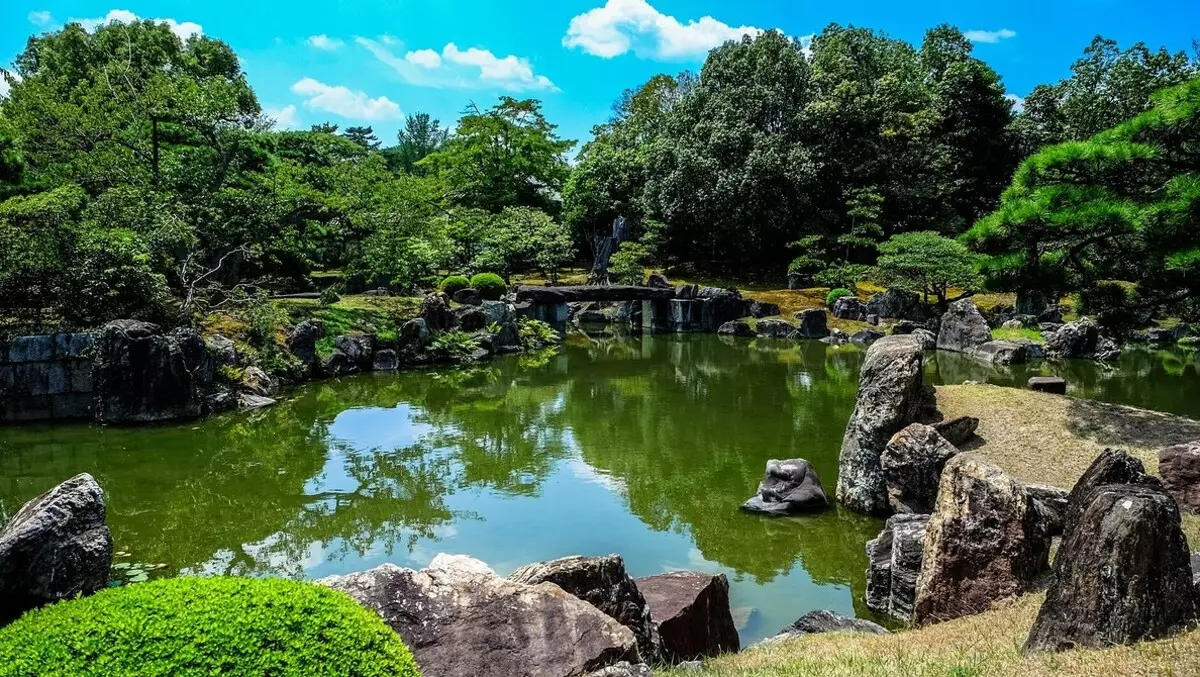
[2, 0, 1197, 149]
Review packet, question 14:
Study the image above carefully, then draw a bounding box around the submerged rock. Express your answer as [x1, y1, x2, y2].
[865, 513, 929, 622]
[741, 459, 829, 515]
[636, 572, 739, 663]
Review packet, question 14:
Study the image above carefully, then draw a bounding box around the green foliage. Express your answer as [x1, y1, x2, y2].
[431, 329, 480, 362]
[826, 288, 854, 308]
[609, 240, 650, 285]
[518, 318, 560, 350]
[439, 275, 471, 295]
[874, 231, 982, 304]
[0, 577, 420, 677]
[383, 113, 448, 175]
[469, 273, 507, 300]
[469, 207, 574, 279]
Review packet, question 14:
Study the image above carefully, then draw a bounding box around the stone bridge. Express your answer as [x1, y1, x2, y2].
[513, 284, 749, 333]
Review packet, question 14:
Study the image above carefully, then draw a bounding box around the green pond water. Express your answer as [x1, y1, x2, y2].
[2, 332, 1199, 643]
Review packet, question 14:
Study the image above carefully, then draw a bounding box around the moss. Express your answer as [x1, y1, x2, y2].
[438, 275, 470, 295]
[0, 577, 420, 677]
[992, 327, 1046, 344]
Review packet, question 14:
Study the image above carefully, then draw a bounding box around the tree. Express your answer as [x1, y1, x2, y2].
[873, 231, 981, 304]
[383, 113, 447, 175]
[343, 126, 380, 151]
[470, 206, 573, 279]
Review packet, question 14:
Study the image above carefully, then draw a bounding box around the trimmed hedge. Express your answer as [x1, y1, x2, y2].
[438, 275, 470, 296]
[470, 273, 506, 300]
[0, 577, 420, 677]
[826, 287, 854, 308]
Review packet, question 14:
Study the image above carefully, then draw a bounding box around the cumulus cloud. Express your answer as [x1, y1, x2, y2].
[264, 104, 301, 130]
[1006, 93, 1026, 113]
[358, 37, 557, 92]
[290, 78, 402, 121]
[306, 34, 343, 51]
[28, 10, 54, 26]
[563, 0, 762, 60]
[73, 9, 202, 42]
[964, 28, 1017, 44]
[0, 70, 22, 99]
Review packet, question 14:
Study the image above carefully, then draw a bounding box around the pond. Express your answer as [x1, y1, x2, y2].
[1, 332, 1198, 644]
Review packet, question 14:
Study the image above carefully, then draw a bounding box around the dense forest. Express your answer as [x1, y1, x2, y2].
[0, 19, 1198, 330]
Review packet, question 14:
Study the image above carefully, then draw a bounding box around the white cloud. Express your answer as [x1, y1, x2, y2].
[28, 10, 54, 26]
[264, 104, 301, 130]
[964, 28, 1017, 44]
[1006, 93, 1026, 113]
[0, 70, 21, 99]
[290, 78, 402, 121]
[73, 9, 203, 42]
[358, 37, 557, 92]
[306, 34, 343, 51]
[563, 0, 762, 60]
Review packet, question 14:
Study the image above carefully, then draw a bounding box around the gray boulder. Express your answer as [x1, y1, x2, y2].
[636, 572, 739, 663]
[717, 321, 755, 338]
[836, 335, 928, 515]
[974, 340, 1027, 366]
[401, 317, 432, 350]
[891, 320, 917, 335]
[1046, 318, 1121, 362]
[510, 555, 659, 661]
[456, 306, 489, 332]
[937, 299, 992, 354]
[482, 300, 514, 326]
[913, 455, 1051, 625]
[1159, 441, 1200, 512]
[494, 321, 522, 352]
[756, 319, 798, 340]
[287, 319, 324, 373]
[865, 513, 929, 622]
[832, 296, 866, 321]
[762, 610, 887, 644]
[1063, 450, 1159, 537]
[646, 271, 672, 289]
[586, 663, 653, 677]
[372, 349, 399, 371]
[881, 423, 960, 514]
[741, 459, 829, 515]
[748, 301, 780, 318]
[821, 328, 850, 345]
[866, 289, 930, 322]
[850, 328, 884, 346]
[334, 334, 375, 372]
[0, 474, 113, 625]
[911, 329, 937, 351]
[321, 555, 639, 677]
[1026, 484, 1070, 537]
[1028, 376, 1066, 394]
[240, 365, 276, 396]
[453, 288, 482, 306]
[931, 416, 979, 447]
[206, 335, 237, 374]
[795, 309, 830, 339]
[421, 293, 457, 332]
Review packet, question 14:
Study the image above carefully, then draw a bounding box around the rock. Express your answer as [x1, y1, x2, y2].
[795, 309, 830, 339]
[456, 306, 488, 332]
[0, 474, 113, 625]
[936, 299, 992, 354]
[748, 301, 780, 318]
[881, 423, 960, 514]
[372, 349, 399, 371]
[821, 328, 849, 345]
[1159, 441, 1200, 512]
[866, 314, 880, 326]
[453, 288, 482, 306]
[866, 289, 931, 322]
[836, 335, 928, 515]
[741, 459, 829, 515]
[851, 328, 884, 346]
[94, 320, 207, 423]
[913, 455, 1051, 625]
[1028, 376, 1066, 394]
[1046, 318, 1121, 362]
[401, 318, 432, 350]
[320, 556, 639, 677]
[891, 320, 916, 335]
[931, 416, 979, 447]
[675, 284, 700, 301]
[756, 319, 798, 340]
[1025, 482, 1197, 652]
[481, 300, 514, 325]
[832, 296, 866, 321]
[1001, 319, 1024, 330]
[421, 293, 457, 332]
[1141, 326, 1184, 345]
[1026, 484, 1070, 537]
[1013, 339, 1046, 360]
[697, 289, 746, 332]
[494, 321, 522, 352]
[646, 271, 672, 289]
[911, 329, 937, 351]
[322, 350, 353, 377]
[865, 513, 929, 622]
[240, 365, 276, 396]
[717, 321, 755, 338]
[586, 663, 653, 677]
[1038, 306, 1064, 324]
[636, 572, 738, 663]
[237, 393, 276, 410]
[1063, 450, 1159, 537]
[334, 333, 375, 371]
[509, 555, 659, 661]
[974, 341, 1027, 366]
[206, 335, 237, 373]
[767, 610, 888, 642]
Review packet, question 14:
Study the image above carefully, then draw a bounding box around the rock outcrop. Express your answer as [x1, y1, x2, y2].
[94, 320, 209, 423]
[635, 572, 739, 663]
[936, 299, 992, 354]
[913, 455, 1051, 625]
[795, 309, 830, 339]
[741, 459, 829, 515]
[320, 555, 639, 677]
[866, 289, 930, 322]
[865, 513, 929, 622]
[837, 335, 928, 515]
[881, 423, 960, 514]
[756, 319, 798, 340]
[1159, 441, 1200, 511]
[832, 296, 866, 321]
[0, 474, 113, 625]
[1045, 318, 1120, 362]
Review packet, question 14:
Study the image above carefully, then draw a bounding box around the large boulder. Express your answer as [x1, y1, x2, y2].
[761, 610, 887, 644]
[0, 474, 113, 625]
[320, 555, 639, 677]
[509, 555, 660, 661]
[1045, 318, 1121, 362]
[94, 320, 208, 423]
[836, 335, 928, 515]
[452, 287, 482, 306]
[832, 296, 866, 321]
[911, 329, 937, 351]
[697, 288, 746, 333]
[913, 455, 1051, 625]
[748, 300, 780, 319]
[400, 318, 433, 351]
[741, 459, 829, 515]
[850, 328, 885, 346]
[421, 293, 457, 332]
[334, 333, 375, 372]
[1025, 482, 1197, 652]
[635, 572, 739, 663]
[974, 341, 1028, 366]
[456, 306, 489, 332]
[795, 309, 830, 339]
[286, 320, 324, 373]
[1062, 449, 1159, 536]
[717, 321, 755, 338]
[1026, 484, 1070, 537]
[936, 299, 992, 354]
[646, 271, 672, 289]
[481, 300, 515, 326]
[931, 416, 979, 447]
[866, 289, 930, 322]
[756, 319, 798, 340]
[1158, 441, 1200, 512]
[881, 423, 960, 514]
[865, 513, 929, 623]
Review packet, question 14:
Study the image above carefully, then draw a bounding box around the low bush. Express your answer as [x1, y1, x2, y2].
[518, 318, 560, 350]
[319, 285, 342, 306]
[438, 275, 470, 296]
[826, 288, 854, 308]
[470, 273, 506, 300]
[431, 329, 480, 361]
[0, 577, 420, 677]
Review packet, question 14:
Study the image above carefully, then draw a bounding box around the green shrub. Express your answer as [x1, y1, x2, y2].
[431, 329, 480, 361]
[826, 288, 854, 308]
[319, 285, 342, 306]
[518, 318, 560, 350]
[438, 275, 470, 296]
[0, 576, 420, 677]
[470, 273, 506, 300]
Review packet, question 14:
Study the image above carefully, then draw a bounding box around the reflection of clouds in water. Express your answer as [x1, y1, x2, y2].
[327, 403, 437, 449]
[184, 534, 327, 578]
[564, 457, 625, 493]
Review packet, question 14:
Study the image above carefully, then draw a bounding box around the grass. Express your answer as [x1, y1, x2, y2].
[991, 327, 1046, 344]
[275, 295, 422, 339]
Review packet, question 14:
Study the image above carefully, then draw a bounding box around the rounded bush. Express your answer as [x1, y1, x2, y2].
[438, 275, 470, 296]
[826, 287, 854, 308]
[470, 273, 507, 300]
[0, 577, 420, 677]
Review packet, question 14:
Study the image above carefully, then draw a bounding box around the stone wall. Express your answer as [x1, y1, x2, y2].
[0, 333, 96, 422]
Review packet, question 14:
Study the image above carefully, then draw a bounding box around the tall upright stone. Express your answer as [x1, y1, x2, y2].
[836, 335, 927, 515]
[936, 298, 992, 354]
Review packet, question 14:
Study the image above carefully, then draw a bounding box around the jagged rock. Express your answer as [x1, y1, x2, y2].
[865, 513, 929, 622]
[322, 350, 353, 377]
[287, 320, 324, 373]
[974, 341, 1027, 366]
[453, 288, 482, 306]
[832, 296, 866, 321]
[765, 610, 887, 643]
[881, 423, 960, 514]
[937, 299, 992, 354]
[866, 289, 931, 322]
[795, 309, 830, 339]
[94, 320, 207, 423]
[335, 334, 375, 371]
[837, 335, 927, 515]
[1026, 484, 1070, 537]
[913, 455, 1051, 625]
[1046, 318, 1121, 362]
[1014, 339, 1046, 360]
[321, 556, 639, 677]
[421, 293, 457, 332]
[1028, 376, 1066, 394]
[748, 301, 780, 318]
[240, 365, 276, 396]
[1063, 450, 1159, 537]
[237, 393, 276, 410]
[911, 329, 937, 351]
[756, 319, 798, 340]
[494, 321, 522, 352]
[401, 318, 432, 350]
[0, 474, 112, 625]
[636, 572, 738, 663]
[456, 306, 488, 332]
[372, 349, 399, 371]
[586, 663, 652, 677]
[717, 321, 755, 338]
[1025, 482, 1197, 652]
[206, 335, 237, 374]
[741, 459, 829, 515]
[1038, 306, 1064, 324]
[866, 314, 880, 326]
[675, 284, 699, 300]
[821, 328, 849, 345]
[931, 416, 979, 447]
[510, 556, 659, 661]
[646, 272, 672, 289]
[481, 300, 514, 325]
[1158, 441, 1200, 512]
[851, 328, 884, 346]
[1001, 319, 1024, 330]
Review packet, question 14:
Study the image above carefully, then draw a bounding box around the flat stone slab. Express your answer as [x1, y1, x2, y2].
[516, 285, 677, 304]
[1028, 376, 1066, 394]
